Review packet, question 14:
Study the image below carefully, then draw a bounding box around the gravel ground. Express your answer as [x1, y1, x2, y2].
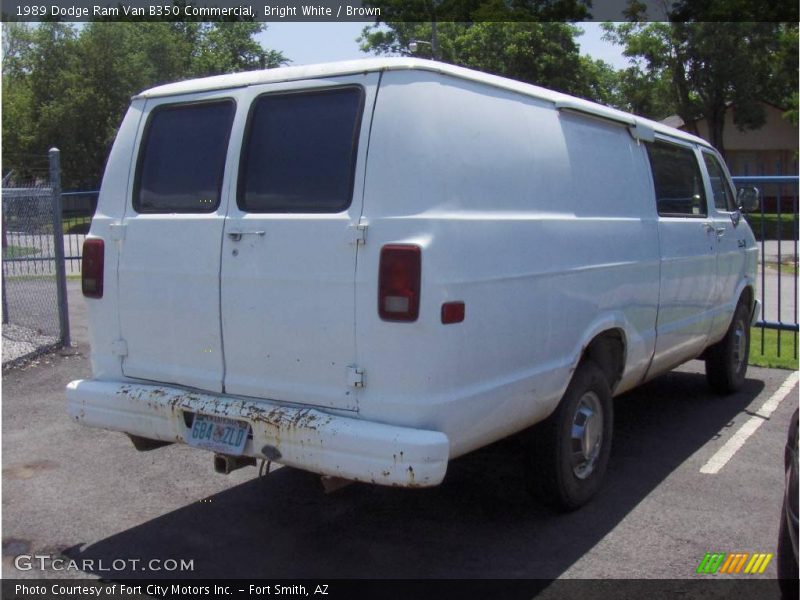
[1, 323, 59, 367]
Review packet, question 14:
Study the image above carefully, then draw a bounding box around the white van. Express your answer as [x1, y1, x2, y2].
[67, 58, 760, 509]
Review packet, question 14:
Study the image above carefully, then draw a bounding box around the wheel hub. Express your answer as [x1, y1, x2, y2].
[570, 391, 603, 480]
[732, 318, 747, 374]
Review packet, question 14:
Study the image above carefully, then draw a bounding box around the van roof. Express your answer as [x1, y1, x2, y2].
[136, 58, 710, 149]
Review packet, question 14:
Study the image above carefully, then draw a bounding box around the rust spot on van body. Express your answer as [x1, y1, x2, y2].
[110, 384, 440, 485]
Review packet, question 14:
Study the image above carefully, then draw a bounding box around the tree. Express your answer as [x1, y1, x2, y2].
[1, 22, 288, 188]
[770, 23, 799, 125]
[454, 22, 587, 95]
[359, 21, 618, 103]
[1, 23, 38, 179]
[358, 0, 592, 75]
[603, 21, 795, 157]
[2, 23, 80, 183]
[191, 23, 287, 76]
[668, 0, 797, 22]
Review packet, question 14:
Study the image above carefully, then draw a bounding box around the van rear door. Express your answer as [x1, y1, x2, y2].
[219, 74, 378, 411]
[117, 94, 236, 392]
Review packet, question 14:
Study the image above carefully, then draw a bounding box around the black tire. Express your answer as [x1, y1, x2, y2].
[778, 499, 799, 599]
[705, 300, 750, 394]
[528, 360, 613, 511]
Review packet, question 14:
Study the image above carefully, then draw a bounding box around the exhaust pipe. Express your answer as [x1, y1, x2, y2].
[214, 454, 256, 474]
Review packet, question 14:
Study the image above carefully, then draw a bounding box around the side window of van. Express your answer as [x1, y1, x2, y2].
[646, 142, 707, 217]
[134, 101, 235, 213]
[703, 152, 738, 212]
[238, 87, 363, 213]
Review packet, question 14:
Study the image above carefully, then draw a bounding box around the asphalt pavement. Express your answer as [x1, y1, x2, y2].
[1, 284, 798, 585]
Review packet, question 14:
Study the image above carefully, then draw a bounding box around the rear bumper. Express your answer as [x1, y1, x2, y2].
[66, 379, 449, 487]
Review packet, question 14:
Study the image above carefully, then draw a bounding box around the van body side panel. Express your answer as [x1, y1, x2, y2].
[117, 92, 239, 392]
[357, 72, 660, 458]
[219, 74, 379, 411]
[86, 101, 146, 381]
[558, 112, 660, 395]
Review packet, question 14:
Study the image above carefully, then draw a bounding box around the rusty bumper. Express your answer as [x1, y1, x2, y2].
[66, 379, 449, 487]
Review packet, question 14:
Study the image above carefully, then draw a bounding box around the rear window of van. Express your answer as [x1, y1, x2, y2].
[134, 100, 235, 213]
[238, 87, 364, 213]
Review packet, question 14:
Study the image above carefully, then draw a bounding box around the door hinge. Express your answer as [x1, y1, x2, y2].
[347, 365, 365, 388]
[349, 220, 368, 246]
[109, 223, 126, 241]
[111, 339, 128, 357]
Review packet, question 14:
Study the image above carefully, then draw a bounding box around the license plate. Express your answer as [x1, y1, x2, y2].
[187, 414, 249, 455]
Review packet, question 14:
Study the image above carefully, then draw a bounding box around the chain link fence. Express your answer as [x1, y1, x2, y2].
[2, 149, 71, 367]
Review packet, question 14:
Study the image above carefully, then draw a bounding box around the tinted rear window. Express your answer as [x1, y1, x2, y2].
[135, 101, 235, 213]
[646, 142, 707, 217]
[238, 87, 364, 213]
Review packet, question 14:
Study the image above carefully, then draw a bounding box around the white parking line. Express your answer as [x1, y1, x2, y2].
[700, 370, 799, 474]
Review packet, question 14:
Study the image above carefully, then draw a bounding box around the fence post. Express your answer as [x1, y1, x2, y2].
[49, 148, 71, 348]
[1, 202, 7, 324]
[1, 265, 7, 326]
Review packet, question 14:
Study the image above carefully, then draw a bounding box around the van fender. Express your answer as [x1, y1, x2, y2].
[733, 277, 756, 317]
[562, 312, 649, 399]
[711, 277, 756, 345]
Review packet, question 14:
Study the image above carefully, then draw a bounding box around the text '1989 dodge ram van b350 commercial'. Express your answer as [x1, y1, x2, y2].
[67, 58, 761, 510]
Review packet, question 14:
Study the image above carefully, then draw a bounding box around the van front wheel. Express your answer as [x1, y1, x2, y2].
[529, 361, 613, 511]
[705, 300, 750, 394]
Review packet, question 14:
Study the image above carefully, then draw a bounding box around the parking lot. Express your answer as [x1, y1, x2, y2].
[2, 282, 797, 584]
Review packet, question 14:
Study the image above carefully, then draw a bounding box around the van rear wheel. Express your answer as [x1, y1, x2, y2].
[705, 300, 750, 394]
[528, 360, 613, 511]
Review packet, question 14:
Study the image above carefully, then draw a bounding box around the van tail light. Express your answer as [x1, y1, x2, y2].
[378, 244, 421, 322]
[82, 238, 104, 298]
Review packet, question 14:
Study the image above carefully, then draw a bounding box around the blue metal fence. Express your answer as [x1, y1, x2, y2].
[733, 175, 799, 361]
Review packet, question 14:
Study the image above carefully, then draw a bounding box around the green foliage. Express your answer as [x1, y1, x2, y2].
[359, 21, 619, 104]
[2, 245, 40, 259]
[771, 24, 799, 122]
[453, 23, 587, 94]
[743, 213, 800, 242]
[668, 0, 797, 22]
[358, 1, 608, 101]
[2, 21, 288, 188]
[192, 23, 286, 75]
[603, 20, 798, 156]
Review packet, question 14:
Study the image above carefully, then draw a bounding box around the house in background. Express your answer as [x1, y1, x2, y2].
[664, 101, 798, 212]
[665, 101, 798, 175]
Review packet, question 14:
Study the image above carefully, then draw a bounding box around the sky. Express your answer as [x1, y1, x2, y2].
[259, 22, 633, 70]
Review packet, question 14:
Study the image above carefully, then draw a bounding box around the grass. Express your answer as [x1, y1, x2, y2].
[744, 213, 799, 241]
[61, 216, 91, 234]
[2, 244, 41, 259]
[750, 327, 800, 370]
[766, 261, 798, 277]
